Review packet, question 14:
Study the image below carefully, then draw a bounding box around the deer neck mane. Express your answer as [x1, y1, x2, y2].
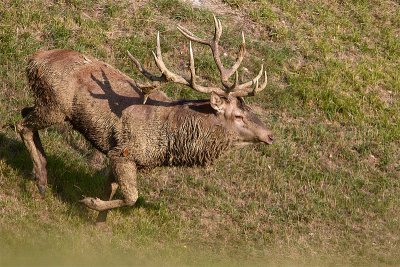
[165, 107, 234, 166]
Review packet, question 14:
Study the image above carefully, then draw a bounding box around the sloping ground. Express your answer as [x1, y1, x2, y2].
[0, 0, 399, 266]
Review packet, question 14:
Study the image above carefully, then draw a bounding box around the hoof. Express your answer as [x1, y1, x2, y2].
[79, 197, 104, 211]
[37, 184, 46, 198]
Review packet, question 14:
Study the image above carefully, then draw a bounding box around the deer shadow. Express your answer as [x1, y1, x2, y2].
[89, 69, 215, 117]
[89, 69, 143, 117]
[0, 132, 159, 221]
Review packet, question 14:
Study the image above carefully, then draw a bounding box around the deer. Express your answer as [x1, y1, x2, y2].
[16, 16, 274, 223]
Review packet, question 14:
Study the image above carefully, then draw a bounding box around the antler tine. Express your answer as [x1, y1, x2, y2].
[213, 15, 222, 43]
[230, 69, 268, 97]
[152, 32, 188, 85]
[127, 50, 166, 103]
[187, 41, 225, 94]
[127, 50, 165, 82]
[229, 70, 240, 92]
[225, 32, 246, 80]
[254, 71, 268, 94]
[177, 25, 209, 45]
[233, 64, 264, 91]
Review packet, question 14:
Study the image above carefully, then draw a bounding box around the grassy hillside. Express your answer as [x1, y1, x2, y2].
[0, 0, 399, 266]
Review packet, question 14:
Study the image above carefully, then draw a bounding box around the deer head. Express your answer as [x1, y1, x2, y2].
[128, 16, 274, 145]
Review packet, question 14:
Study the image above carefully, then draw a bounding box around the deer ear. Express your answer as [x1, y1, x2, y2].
[210, 92, 226, 113]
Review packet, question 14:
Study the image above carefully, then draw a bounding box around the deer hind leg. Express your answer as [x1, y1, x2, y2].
[17, 106, 65, 197]
[80, 157, 138, 213]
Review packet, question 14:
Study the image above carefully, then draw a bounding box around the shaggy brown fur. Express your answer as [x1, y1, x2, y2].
[17, 49, 273, 222]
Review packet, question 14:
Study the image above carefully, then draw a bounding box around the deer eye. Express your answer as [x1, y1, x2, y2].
[235, 115, 244, 120]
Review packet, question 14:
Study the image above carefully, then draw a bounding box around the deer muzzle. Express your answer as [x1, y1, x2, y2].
[259, 132, 274, 145]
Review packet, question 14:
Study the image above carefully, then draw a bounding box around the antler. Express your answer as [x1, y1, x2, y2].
[127, 15, 267, 102]
[127, 32, 225, 103]
[177, 15, 243, 91]
[177, 15, 267, 96]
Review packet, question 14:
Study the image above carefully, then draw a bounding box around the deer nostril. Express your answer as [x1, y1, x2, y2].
[268, 134, 274, 141]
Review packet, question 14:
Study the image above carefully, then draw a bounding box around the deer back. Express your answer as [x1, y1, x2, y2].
[26, 49, 170, 153]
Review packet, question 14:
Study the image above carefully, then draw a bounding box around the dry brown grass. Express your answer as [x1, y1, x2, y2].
[0, 0, 399, 266]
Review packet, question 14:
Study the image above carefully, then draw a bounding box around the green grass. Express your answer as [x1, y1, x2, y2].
[1, 0, 399, 266]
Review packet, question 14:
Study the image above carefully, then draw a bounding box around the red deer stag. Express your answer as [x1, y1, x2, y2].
[17, 16, 273, 222]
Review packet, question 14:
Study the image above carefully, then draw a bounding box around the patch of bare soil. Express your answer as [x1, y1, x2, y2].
[184, 0, 238, 16]
[183, 0, 269, 39]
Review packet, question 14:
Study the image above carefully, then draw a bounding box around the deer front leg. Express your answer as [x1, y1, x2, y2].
[17, 126, 48, 196]
[17, 107, 52, 197]
[96, 174, 119, 224]
[80, 157, 138, 212]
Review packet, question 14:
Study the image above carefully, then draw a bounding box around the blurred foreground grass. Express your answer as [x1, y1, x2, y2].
[0, 0, 399, 266]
